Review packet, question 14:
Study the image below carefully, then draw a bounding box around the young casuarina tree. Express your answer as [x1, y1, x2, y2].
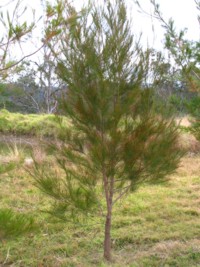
[33, 0, 183, 261]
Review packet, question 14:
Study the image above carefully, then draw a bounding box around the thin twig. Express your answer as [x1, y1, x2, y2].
[0, 43, 45, 72]
[113, 186, 131, 205]
[3, 247, 10, 265]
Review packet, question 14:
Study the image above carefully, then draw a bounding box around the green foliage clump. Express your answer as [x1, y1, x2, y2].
[186, 96, 200, 118]
[190, 122, 200, 141]
[0, 209, 36, 240]
[0, 161, 16, 174]
[168, 94, 186, 114]
[187, 97, 200, 141]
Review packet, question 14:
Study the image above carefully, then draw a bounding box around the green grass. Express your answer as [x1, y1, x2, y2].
[0, 151, 200, 266]
[0, 109, 70, 137]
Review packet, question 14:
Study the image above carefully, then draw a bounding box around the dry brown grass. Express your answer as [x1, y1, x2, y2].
[177, 156, 200, 176]
[178, 132, 200, 154]
[175, 116, 200, 154]
[116, 239, 200, 265]
[176, 116, 192, 127]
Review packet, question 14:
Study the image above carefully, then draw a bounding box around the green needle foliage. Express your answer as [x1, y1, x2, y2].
[0, 209, 36, 240]
[33, 0, 183, 261]
[0, 161, 15, 175]
[186, 97, 200, 141]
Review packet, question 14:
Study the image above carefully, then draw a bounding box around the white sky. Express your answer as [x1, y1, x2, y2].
[0, 0, 199, 60]
[132, 0, 200, 48]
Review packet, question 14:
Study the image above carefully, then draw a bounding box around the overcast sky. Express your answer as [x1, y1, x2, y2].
[1, 0, 199, 60]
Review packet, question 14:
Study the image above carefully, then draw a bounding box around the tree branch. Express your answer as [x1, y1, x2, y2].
[0, 44, 45, 72]
[113, 185, 131, 206]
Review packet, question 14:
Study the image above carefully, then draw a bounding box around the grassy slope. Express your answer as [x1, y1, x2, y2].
[0, 155, 200, 266]
[0, 109, 69, 137]
[0, 110, 193, 139]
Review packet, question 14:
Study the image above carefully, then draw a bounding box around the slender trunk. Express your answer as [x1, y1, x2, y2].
[103, 176, 114, 262]
[101, 126, 114, 261]
[104, 204, 112, 261]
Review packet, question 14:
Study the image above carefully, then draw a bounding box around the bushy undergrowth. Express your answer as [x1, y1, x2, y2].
[0, 109, 69, 137]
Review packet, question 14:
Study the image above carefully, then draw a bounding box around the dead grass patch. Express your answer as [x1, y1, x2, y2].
[178, 132, 200, 154]
[125, 239, 200, 262]
[177, 156, 200, 176]
[176, 116, 192, 127]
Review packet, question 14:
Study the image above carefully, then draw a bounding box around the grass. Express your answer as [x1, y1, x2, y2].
[0, 151, 200, 266]
[0, 112, 200, 266]
[0, 109, 70, 137]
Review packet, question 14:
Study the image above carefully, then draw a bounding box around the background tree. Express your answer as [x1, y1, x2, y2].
[14, 66, 43, 113]
[0, 0, 69, 113]
[33, 0, 183, 261]
[13, 54, 65, 114]
[0, 0, 36, 78]
[148, 0, 200, 140]
[0, 0, 68, 78]
[33, 46, 65, 114]
[149, 0, 200, 91]
[135, 0, 200, 130]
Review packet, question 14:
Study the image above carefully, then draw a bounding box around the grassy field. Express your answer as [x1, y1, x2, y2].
[0, 111, 200, 266]
[0, 155, 200, 266]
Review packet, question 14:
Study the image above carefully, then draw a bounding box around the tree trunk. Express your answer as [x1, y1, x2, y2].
[104, 206, 112, 261]
[103, 172, 114, 261]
